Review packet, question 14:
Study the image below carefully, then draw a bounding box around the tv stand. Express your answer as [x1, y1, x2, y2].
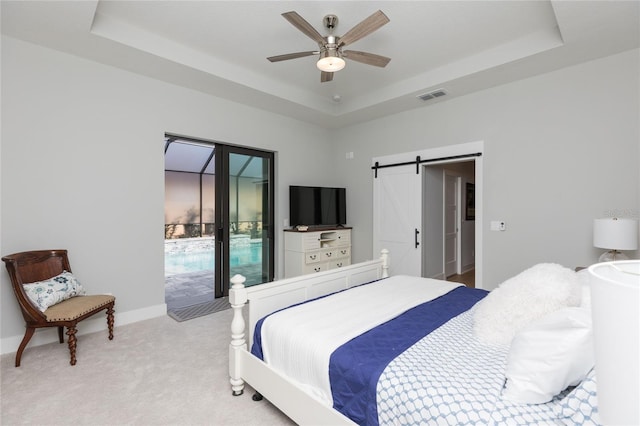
[284, 227, 352, 278]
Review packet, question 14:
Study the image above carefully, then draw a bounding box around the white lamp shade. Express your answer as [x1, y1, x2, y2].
[588, 261, 640, 425]
[593, 218, 638, 250]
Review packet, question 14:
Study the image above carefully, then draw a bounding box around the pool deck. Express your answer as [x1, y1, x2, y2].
[165, 265, 265, 311]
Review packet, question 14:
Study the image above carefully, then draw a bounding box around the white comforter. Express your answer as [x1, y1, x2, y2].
[259, 275, 461, 405]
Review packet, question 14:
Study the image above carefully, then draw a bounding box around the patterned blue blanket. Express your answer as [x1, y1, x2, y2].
[329, 286, 487, 425]
[252, 282, 600, 425]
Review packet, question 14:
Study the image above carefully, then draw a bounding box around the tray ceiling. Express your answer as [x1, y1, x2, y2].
[2, 1, 638, 128]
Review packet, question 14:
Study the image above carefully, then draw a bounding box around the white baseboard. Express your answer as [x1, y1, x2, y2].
[461, 264, 475, 274]
[430, 273, 446, 280]
[0, 303, 167, 356]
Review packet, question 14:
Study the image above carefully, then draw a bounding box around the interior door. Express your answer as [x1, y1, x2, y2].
[444, 173, 460, 277]
[422, 167, 444, 279]
[373, 165, 421, 276]
[215, 145, 274, 297]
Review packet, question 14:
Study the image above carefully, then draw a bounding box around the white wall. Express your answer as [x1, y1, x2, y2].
[0, 36, 334, 348]
[2, 35, 638, 350]
[333, 49, 640, 289]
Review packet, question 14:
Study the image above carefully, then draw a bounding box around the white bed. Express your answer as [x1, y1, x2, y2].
[229, 250, 389, 425]
[228, 250, 600, 425]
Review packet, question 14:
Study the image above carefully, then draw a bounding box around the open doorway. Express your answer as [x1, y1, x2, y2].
[423, 161, 475, 287]
[164, 139, 216, 316]
[164, 136, 274, 320]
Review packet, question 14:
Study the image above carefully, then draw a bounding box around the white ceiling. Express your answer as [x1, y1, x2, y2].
[2, 1, 638, 128]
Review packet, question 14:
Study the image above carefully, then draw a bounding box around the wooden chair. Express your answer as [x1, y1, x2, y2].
[2, 249, 115, 367]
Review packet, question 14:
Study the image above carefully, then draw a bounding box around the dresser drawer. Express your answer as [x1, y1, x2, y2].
[334, 247, 350, 259]
[303, 263, 327, 274]
[305, 251, 323, 264]
[328, 258, 351, 270]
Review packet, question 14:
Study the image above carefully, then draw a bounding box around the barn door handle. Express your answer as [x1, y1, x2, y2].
[415, 228, 420, 248]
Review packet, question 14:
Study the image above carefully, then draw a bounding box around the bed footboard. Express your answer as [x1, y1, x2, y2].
[229, 249, 389, 423]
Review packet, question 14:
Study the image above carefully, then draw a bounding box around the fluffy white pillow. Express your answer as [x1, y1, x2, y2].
[474, 263, 581, 345]
[23, 271, 86, 312]
[502, 307, 594, 404]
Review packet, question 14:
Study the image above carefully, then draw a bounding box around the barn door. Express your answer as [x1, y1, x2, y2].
[373, 165, 422, 276]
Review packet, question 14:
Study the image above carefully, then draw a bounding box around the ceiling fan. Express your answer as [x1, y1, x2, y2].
[267, 10, 391, 83]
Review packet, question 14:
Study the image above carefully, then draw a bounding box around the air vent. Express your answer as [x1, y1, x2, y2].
[417, 89, 448, 102]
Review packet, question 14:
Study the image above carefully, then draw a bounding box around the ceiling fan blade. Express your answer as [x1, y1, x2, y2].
[267, 51, 317, 62]
[282, 11, 325, 45]
[343, 50, 391, 67]
[339, 10, 389, 47]
[321, 71, 334, 83]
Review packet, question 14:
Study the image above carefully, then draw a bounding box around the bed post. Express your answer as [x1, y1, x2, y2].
[380, 248, 390, 278]
[229, 274, 247, 396]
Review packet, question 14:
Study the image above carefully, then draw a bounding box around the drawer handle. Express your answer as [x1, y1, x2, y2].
[309, 254, 317, 260]
[314, 267, 321, 272]
[325, 252, 332, 258]
[340, 250, 347, 255]
[337, 262, 343, 267]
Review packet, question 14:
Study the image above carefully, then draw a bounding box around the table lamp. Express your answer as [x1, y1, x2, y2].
[588, 261, 640, 425]
[593, 218, 638, 261]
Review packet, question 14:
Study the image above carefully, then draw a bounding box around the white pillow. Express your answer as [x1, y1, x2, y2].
[502, 307, 594, 404]
[23, 271, 86, 312]
[576, 269, 592, 309]
[474, 263, 581, 345]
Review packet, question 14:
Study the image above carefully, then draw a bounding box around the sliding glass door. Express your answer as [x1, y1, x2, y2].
[215, 145, 274, 297]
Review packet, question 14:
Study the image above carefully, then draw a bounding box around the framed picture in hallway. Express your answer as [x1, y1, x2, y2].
[466, 182, 475, 220]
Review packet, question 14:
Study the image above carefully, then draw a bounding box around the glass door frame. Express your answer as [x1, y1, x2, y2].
[215, 144, 275, 297]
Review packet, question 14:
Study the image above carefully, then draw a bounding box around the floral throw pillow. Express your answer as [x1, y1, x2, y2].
[23, 271, 86, 312]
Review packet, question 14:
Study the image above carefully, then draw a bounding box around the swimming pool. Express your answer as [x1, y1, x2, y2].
[164, 244, 262, 276]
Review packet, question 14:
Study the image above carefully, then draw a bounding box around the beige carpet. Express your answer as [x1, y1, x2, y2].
[1, 309, 295, 425]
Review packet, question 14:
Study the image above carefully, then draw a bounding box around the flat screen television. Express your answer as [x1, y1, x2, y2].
[289, 185, 346, 227]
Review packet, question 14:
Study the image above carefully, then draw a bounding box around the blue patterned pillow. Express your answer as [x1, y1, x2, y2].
[23, 271, 86, 312]
[556, 368, 601, 425]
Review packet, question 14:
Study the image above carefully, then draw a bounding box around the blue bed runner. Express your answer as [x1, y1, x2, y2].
[329, 286, 487, 425]
[252, 285, 487, 425]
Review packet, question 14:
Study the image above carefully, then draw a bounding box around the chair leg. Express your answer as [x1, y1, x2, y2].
[66, 325, 78, 366]
[15, 327, 35, 367]
[57, 326, 64, 343]
[106, 304, 115, 340]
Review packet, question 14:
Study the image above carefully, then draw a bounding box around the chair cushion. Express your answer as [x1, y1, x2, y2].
[23, 271, 86, 312]
[44, 295, 115, 322]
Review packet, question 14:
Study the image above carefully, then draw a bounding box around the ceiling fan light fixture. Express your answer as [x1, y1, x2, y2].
[317, 49, 345, 72]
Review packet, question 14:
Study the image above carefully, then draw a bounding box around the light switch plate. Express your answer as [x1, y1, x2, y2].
[491, 221, 506, 231]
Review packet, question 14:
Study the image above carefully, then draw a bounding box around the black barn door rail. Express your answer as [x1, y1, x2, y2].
[371, 152, 482, 178]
